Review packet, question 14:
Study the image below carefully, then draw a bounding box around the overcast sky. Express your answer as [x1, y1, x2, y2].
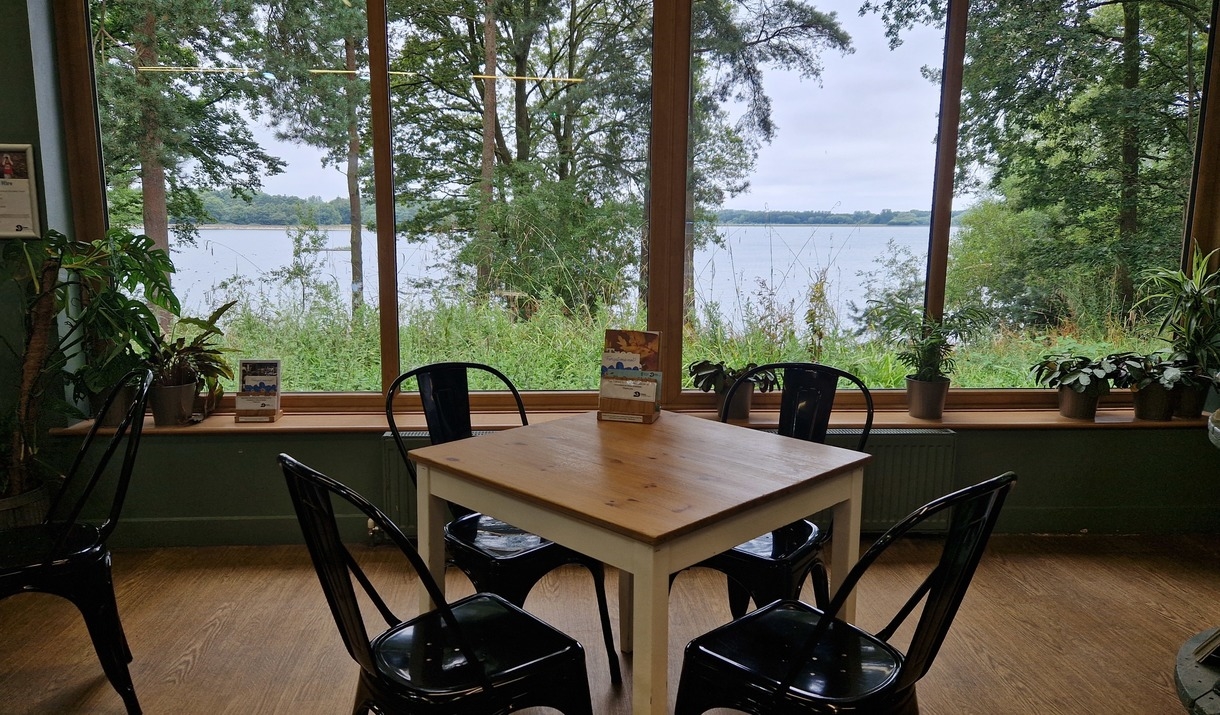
[256, 4, 952, 214]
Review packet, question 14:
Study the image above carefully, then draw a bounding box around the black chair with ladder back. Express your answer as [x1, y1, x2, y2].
[0, 368, 154, 715]
[692, 361, 874, 617]
[386, 361, 621, 684]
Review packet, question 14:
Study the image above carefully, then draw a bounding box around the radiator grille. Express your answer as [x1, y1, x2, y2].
[826, 428, 957, 533]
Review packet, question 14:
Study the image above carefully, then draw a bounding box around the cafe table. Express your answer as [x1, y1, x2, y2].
[409, 409, 871, 714]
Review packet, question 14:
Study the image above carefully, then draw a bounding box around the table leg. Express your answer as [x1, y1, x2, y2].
[828, 467, 864, 623]
[416, 464, 448, 611]
[618, 571, 634, 652]
[631, 561, 669, 715]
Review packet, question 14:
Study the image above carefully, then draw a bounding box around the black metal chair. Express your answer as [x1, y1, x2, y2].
[0, 368, 154, 715]
[692, 362, 874, 617]
[386, 362, 621, 684]
[279, 453, 594, 715]
[675, 471, 1017, 715]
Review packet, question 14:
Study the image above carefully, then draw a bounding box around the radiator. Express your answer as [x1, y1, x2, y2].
[826, 428, 957, 533]
[382, 428, 957, 536]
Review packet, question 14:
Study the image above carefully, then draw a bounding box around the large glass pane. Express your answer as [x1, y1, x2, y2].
[386, 0, 652, 390]
[944, 1, 1213, 387]
[91, 0, 379, 392]
[681, 0, 945, 388]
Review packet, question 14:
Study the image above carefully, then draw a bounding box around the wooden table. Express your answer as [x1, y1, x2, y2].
[410, 410, 871, 714]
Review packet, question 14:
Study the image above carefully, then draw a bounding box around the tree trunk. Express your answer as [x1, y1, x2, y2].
[477, 0, 498, 292]
[135, 12, 169, 257]
[9, 258, 62, 497]
[1117, 1, 1141, 304]
[345, 36, 364, 312]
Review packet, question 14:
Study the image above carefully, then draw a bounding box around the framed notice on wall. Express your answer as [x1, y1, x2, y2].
[0, 144, 39, 238]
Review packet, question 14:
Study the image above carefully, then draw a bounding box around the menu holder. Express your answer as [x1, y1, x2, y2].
[598, 329, 661, 423]
[235, 359, 283, 423]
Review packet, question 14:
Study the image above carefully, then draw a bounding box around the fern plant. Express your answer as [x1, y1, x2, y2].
[868, 301, 989, 382]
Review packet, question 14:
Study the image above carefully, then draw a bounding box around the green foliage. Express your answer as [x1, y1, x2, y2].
[147, 301, 238, 393]
[686, 360, 778, 394]
[866, 300, 989, 381]
[1135, 244, 1220, 372]
[1031, 352, 1123, 397]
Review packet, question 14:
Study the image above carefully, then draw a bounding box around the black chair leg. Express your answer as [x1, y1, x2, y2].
[726, 577, 753, 619]
[809, 561, 831, 609]
[587, 561, 622, 685]
[72, 558, 141, 715]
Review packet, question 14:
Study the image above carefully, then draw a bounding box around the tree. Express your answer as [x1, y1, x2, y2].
[258, 0, 371, 312]
[386, 0, 851, 312]
[869, 1, 1210, 327]
[92, 0, 285, 256]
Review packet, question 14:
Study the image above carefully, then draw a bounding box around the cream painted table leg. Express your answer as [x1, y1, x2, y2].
[828, 466, 864, 622]
[415, 464, 449, 611]
[618, 571, 634, 652]
[630, 558, 670, 715]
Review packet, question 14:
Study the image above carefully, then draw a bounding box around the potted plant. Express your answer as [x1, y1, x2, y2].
[145, 300, 237, 426]
[1136, 244, 1220, 417]
[687, 360, 779, 420]
[1031, 352, 1123, 420]
[869, 301, 988, 419]
[1110, 352, 1214, 420]
[2, 228, 177, 523]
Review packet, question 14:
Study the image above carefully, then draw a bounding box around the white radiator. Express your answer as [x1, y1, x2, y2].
[826, 428, 957, 533]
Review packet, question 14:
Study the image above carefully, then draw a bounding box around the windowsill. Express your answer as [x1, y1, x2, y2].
[56, 405, 1211, 436]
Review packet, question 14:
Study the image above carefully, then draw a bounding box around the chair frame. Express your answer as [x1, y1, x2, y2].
[703, 362, 874, 614]
[0, 368, 154, 715]
[386, 361, 621, 684]
[279, 453, 593, 715]
[675, 472, 1017, 715]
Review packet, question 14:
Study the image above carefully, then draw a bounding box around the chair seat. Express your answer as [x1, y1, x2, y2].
[445, 514, 551, 557]
[687, 600, 902, 704]
[0, 523, 104, 575]
[375, 593, 584, 694]
[729, 520, 821, 561]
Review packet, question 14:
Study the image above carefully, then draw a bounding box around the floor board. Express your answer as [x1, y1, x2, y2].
[1, 534, 1218, 714]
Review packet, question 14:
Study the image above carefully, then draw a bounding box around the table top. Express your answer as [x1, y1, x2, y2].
[409, 410, 871, 546]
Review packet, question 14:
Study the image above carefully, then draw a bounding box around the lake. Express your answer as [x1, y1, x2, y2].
[172, 224, 941, 328]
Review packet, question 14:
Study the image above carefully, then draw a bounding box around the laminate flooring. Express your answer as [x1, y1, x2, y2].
[1, 534, 1217, 714]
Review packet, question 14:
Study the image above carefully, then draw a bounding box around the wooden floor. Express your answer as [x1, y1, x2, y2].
[1, 534, 1218, 714]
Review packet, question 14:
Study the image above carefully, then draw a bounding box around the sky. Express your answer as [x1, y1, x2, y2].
[256, 3, 954, 215]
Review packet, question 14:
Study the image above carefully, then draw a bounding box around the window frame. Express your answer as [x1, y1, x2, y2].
[57, 0, 1220, 416]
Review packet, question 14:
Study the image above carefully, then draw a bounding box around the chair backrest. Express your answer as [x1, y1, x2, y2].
[790, 472, 1017, 696]
[720, 362, 874, 451]
[44, 368, 154, 543]
[278, 453, 491, 689]
[386, 362, 528, 518]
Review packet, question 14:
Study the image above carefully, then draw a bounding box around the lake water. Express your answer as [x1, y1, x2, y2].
[172, 224, 940, 328]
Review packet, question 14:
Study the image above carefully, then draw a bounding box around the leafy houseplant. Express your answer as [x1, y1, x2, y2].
[1031, 353, 1123, 420]
[1110, 352, 1202, 420]
[145, 300, 237, 426]
[869, 301, 988, 419]
[688, 360, 779, 420]
[1136, 244, 1220, 416]
[2, 228, 177, 503]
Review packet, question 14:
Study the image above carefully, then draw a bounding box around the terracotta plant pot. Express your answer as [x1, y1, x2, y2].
[906, 376, 949, 419]
[1132, 383, 1176, 421]
[1057, 386, 1099, 420]
[719, 383, 754, 421]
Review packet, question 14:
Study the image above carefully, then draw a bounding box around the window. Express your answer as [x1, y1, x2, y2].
[70, 0, 1220, 411]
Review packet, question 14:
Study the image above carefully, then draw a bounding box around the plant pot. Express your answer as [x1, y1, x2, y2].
[906, 376, 949, 419]
[193, 388, 223, 419]
[718, 383, 754, 421]
[150, 383, 198, 427]
[0, 483, 50, 530]
[1173, 382, 1211, 419]
[96, 385, 137, 427]
[1057, 386, 1099, 420]
[1132, 383, 1176, 421]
